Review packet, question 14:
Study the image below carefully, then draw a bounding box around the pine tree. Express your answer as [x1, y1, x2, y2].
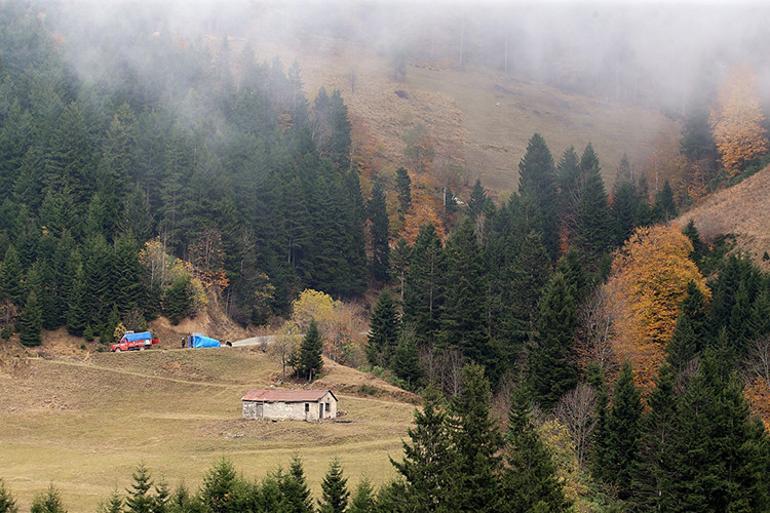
[0, 480, 18, 513]
[555, 248, 589, 305]
[528, 272, 578, 408]
[368, 178, 389, 282]
[113, 235, 144, 318]
[681, 106, 717, 163]
[117, 187, 153, 244]
[152, 478, 169, 513]
[31, 486, 66, 513]
[83, 234, 115, 326]
[374, 482, 409, 513]
[366, 292, 400, 368]
[395, 167, 412, 216]
[98, 491, 123, 513]
[665, 348, 769, 512]
[653, 180, 678, 222]
[518, 133, 559, 260]
[102, 304, 121, 344]
[682, 219, 706, 262]
[19, 288, 43, 347]
[125, 464, 154, 513]
[66, 254, 88, 336]
[468, 178, 488, 220]
[441, 219, 491, 369]
[97, 104, 137, 234]
[200, 459, 238, 513]
[666, 281, 709, 370]
[0, 245, 23, 306]
[666, 313, 698, 373]
[297, 320, 323, 381]
[391, 238, 411, 303]
[508, 230, 552, 335]
[573, 144, 612, 266]
[748, 285, 770, 340]
[348, 479, 376, 513]
[318, 460, 349, 513]
[557, 146, 580, 227]
[282, 457, 314, 513]
[630, 364, 679, 513]
[636, 175, 655, 226]
[594, 363, 642, 500]
[728, 280, 753, 355]
[447, 365, 502, 513]
[392, 327, 423, 390]
[342, 169, 369, 296]
[403, 224, 444, 345]
[391, 387, 453, 513]
[501, 386, 570, 513]
[162, 275, 193, 325]
[612, 181, 640, 246]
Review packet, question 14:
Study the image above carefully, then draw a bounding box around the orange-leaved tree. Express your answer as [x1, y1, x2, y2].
[710, 65, 769, 175]
[604, 225, 711, 391]
[611, 225, 710, 345]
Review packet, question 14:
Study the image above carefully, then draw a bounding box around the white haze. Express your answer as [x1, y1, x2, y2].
[46, 0, 770, 115]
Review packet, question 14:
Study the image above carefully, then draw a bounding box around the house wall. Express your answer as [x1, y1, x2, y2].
[242, 394, 338, 421]
[242, 401, 263, 419]
[319, 392, 338, 419]
[263, 401, 312, 420]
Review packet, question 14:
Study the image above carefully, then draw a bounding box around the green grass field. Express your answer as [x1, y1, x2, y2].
[0, 347, 415, 513]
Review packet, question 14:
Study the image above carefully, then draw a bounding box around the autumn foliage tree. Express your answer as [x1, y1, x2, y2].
[610, 225, 710, 346]
[710, 65, 769, 175]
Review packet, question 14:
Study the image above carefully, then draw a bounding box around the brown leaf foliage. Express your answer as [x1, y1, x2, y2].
[605, 225, 710, 390]
[710, 65, 769, 174]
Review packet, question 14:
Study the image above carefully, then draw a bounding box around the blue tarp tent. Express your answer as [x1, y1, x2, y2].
[190, 333, 221, 348]
[123, 331, 153, 342]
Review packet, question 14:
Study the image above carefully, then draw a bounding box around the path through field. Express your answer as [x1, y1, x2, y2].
[0, 347, 413, 513]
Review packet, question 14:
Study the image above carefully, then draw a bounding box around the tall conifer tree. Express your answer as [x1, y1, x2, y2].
[518, 134, 560, 260]
[368, 178, 389, 282]
[447, 365, 502, 513]
[441, 219, 491, 369]
[501, 386, 570, 513]
[318, 460, 349, 513]
[366, 292, 400, 368]
[528, 271, 578, 408]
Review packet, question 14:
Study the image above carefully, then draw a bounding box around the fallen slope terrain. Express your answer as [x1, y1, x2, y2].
[0, 346, 414, 513]
[675, 165, 770, 270]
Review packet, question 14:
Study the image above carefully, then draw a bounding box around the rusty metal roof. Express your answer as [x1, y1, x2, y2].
[241, 389, 337, 403]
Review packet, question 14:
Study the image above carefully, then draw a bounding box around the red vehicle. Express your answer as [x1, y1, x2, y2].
[111, 331, 160, 352]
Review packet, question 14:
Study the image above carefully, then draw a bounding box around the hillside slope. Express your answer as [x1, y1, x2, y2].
[253, 36, 679, 193]
[0, 347, 414, 513]
[675, 165, 770, 270]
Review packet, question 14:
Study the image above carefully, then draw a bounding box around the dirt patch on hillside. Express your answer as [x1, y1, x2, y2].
[674, 165, 770, 270]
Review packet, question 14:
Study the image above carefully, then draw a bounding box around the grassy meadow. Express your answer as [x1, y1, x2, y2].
[0, 347, 415, 513]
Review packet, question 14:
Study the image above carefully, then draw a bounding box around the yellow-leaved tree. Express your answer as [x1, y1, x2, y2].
[285, 289, 368, 366]
[611, 225, 710, 345]
[710, 65, 769, 175]
[605, 225, 710, 390]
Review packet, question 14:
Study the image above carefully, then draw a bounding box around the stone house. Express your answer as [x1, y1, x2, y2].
[241, 389, 338, 422]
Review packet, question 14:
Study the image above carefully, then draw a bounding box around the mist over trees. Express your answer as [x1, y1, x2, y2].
[1, 1, 770, 512]
[0, 2, 376, 340]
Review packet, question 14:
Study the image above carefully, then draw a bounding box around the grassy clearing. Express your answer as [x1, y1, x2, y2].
[674, 164, 770, 271]
[251, 36, 677, 194]
[0, 347, 414, 513]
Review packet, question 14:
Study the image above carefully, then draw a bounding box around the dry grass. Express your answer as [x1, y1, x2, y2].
[674, 165, 770, 270]
[0, 346, 414, 513]
[248, 35, 677, 194]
